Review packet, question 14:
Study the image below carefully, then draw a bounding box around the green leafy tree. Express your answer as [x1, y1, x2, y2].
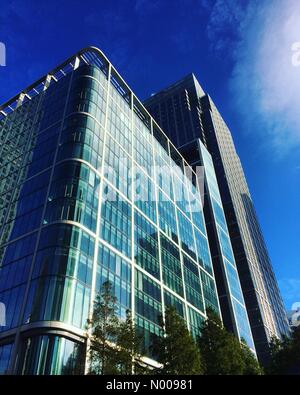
[291, 326, 300, 368]
[266, 336, 285, 375]
[117, 310, 149, 375]
[88, 281, 149, 375]
[153, 306, 202, 375]
[88, 281, 121, 375]
[198, 308, 262, 375]
[198, 308, 244, 375]
[267, 327, 300, 375]
[240, 342, 263, 375]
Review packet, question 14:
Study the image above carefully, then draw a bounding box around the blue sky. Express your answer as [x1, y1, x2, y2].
[0, 0, 299, 309]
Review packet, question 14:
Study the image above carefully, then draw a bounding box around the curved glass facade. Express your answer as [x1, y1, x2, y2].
[17, 335, 85, 375]
[199, 140, 255, 352]
[0, 48, 221, 374]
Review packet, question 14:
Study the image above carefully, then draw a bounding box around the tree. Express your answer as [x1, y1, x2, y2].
[88, 281, 149, 375]
[267, 327, 300, 375]
[198, 308, 262, 375]
[266, 336, 285, 375]
[198, 308, 244, 375]
[88, 281, 121, 375]
[117, 310, 149, 375]
[153, 306, 202, 375]
[291, 326, 300, 368]
[240, 342, 263, 375]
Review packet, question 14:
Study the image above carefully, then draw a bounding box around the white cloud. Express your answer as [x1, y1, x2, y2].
[201, 0, 300, 155]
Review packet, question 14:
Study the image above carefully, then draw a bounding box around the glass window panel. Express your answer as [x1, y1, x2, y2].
[134, 211, 160, 279]
[100, 183, 132, 259]
[160, 234, 183, 297]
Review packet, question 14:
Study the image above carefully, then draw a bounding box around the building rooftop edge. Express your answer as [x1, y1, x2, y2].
[144, 72, 208, 104]
[0, 46, 202, 182]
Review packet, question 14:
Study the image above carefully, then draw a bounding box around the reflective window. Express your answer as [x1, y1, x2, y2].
[104, 133, 132, 198]
[100, 183, 132, 258]
[183, 254, 204, 312]
[200, 270, 219, 313]
[107, 100, 132, 155]
[0, 343, 13, 375]
[190, 197, 206, 235]
[224, 259, 244, 302]
[164, 289, 185, 318]
[194, 228, 213, 275]
[232, 300, 255, 351]
[135, 269, 162, 325]
[134, 165, 157, 224]
[96, 243, 131, 318]
[136, 315, 160, 359]
[211, 198, 227, 231]
[218, 227, 235, 264]
[66, 72, 106, 126]
[160, 234, 183, 297]
[46, 173, 99, 233]
[19, 335, 85, 375]
[177, 209, 197, 261]
[134, 211, 160, 280]
[133, 115, 154, 175]
[58, 114, 105, 168]
[173, 173, 191, 219]
[0, 284, 26, 332]
[23, 224, 94, 329]
[158, 189, 178, 243]
[188, 307, 205, 339]
[1, 206, 43, 243]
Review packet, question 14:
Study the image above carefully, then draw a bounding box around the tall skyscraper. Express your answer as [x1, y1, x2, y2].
[145, 73, 290, 364]
[0, 47, 229, 374]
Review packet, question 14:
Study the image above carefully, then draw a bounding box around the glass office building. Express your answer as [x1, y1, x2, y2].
[0, 48, 220, 374]
[145, 74, 290, 365]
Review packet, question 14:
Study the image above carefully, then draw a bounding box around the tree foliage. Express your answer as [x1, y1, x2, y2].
[88, 281, 120, 375]
[198, 308, 262, 375]
[240, 342, 263, 375]
[88, 281, 149, 375]
[153, 306, 202, 375]
[117, 310, 149, 374]
[266, 327, 300, 375]
[88, 283, 265, 375]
